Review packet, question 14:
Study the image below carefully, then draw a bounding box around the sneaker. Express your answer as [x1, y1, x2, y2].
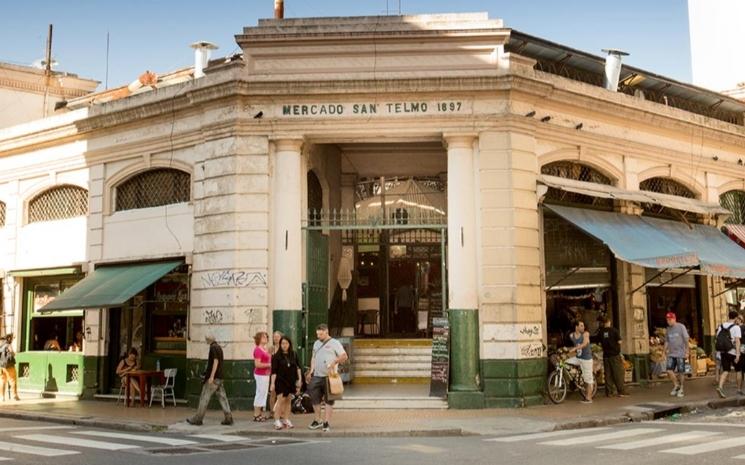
[676, 389, 685, 398]
[274, 420, 283, 430]
[618, 393, 630, 398]
[580, 399, 593, 404]
[308, 420, 323, 430]
[322, 422, 330, 432]
[221, 415, 234, 426]
[186, 418, 203, 426]
[716, 387, 727, 398]
[283, 419, 294, 429]
[670, 386, 680, 396]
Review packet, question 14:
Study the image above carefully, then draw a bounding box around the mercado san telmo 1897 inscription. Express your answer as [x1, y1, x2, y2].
[279, 101, 469, 117]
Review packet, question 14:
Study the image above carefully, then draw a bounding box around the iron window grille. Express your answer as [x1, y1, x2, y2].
[720, 190, 745, 225]
[115, 169, 191, 212]
[28, 185, 88, 223]
[0, 201, 5, 227]
[639, 177, 696, 218]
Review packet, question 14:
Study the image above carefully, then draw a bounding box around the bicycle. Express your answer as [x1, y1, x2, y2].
[547, 353, 598, 404]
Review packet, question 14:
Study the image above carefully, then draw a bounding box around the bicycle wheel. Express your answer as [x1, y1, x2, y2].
[547, 370, 567, 404]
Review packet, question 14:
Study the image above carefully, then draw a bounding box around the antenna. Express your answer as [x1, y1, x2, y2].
[43, 24, 53, 117]
[105, 31, 110, 90]
[398, 0, 401, 14]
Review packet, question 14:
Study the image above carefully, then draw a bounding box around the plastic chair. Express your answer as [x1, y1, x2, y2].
[116, 382, 125, 404]
[149, 368, 177, 408]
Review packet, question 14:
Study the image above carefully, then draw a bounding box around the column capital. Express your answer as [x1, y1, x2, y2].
[270, 136, 305, 153]
[443, 133, 478, 150]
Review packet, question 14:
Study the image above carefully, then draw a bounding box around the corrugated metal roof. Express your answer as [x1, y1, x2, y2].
[509, 30, 745, 125]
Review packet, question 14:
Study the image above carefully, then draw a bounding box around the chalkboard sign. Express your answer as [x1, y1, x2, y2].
[429, 291, 444, 318]
[429, 316, 450, 398]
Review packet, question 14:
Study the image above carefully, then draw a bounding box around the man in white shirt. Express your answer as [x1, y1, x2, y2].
[716, 310, 742, 398]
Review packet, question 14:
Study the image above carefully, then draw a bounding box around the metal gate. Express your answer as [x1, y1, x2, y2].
[302, 208, 447, 348]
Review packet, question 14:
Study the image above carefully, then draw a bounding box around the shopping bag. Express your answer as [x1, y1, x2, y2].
[326, 367, 344, 400]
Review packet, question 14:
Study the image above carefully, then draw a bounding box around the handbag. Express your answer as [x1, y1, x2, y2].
[326, 366, 344, 400]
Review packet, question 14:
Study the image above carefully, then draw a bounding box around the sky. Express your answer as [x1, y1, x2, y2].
[0, 0, 692, 90]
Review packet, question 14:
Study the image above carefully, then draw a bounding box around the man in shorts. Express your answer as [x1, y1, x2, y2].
[715, 310, 741, 398]
[306, 324, 347, 432]
[664, 312, 689, 398]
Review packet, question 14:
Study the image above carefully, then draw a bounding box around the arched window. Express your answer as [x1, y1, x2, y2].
[541, 161, 613, 208]
[720, 190, 745, 225]
[639, 177, 696, 198]
[115, 168, 191, 212]
[28, 185, 88, 223]
[0, 201, 5, 227]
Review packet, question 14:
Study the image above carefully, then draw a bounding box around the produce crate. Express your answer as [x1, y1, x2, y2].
[696, 359, 708, 375]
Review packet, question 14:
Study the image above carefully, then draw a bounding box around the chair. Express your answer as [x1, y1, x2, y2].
[149, 368, 177, 408]
[116, 382, 125, 404]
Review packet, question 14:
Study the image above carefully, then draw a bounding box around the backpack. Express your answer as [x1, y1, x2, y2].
[0, 344, 8, 369]
[716, 323, 735, 352]
[291, 393, 313, 414]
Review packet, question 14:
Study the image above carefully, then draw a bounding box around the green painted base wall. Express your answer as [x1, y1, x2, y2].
[273, 310, 304, 362]
[480, 358, 547, 408]
[82, 356, 104, 399]
[16, 352, 86, 397]
[449, 309, 480, 392]
[186, 359, 255, 411]
[629, 354, 650, 385]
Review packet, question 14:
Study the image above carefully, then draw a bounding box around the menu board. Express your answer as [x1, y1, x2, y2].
[429, 316, 450, 398]
[429, 290, 444, 318]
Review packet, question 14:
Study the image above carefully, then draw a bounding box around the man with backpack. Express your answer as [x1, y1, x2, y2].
[715, 310, 741, 398]
[0, 334, 20, 402]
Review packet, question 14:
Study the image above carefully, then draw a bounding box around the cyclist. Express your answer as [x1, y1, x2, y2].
[566, 320, 595, 404]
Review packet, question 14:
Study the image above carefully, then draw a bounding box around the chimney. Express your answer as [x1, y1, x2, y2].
[274, 0, 284, 19]
[190, 41, 219, 79]
[602, 48, 629, 92]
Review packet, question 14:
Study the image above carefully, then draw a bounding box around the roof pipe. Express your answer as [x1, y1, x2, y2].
[190, 41, 219, 79]
[602, 48, 629, 92]
[274, 0, 284, 19]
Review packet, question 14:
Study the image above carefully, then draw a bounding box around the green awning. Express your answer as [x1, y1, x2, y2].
[39, 261, 182, 312]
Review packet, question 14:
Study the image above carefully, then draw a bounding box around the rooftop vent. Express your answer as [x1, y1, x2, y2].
[190, 41, 218, 79]
[602, 48, 629, 92]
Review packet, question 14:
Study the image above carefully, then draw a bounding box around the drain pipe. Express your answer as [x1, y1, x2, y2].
[190, 41, 219, 79]
[274, 0, 284, 19]
[602, 48, 629, 91]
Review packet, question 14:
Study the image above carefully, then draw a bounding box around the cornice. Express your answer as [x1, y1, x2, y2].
[0, 77, 91, 98]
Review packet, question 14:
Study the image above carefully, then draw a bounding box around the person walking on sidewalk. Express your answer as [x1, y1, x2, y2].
[252, 331, 272, 422]
[736, 315, 745, 395]
[600, 318, 628, 398]
[268, 330, 283, 419]
[307, 324, 347, 432]
[664, 312, 689, 398]
[270, 336, 302, 430]
[0, 334, 19, 401]
[187, 331, 233, 426]
[566, 320, 594, 404]
[715, 310, 741, 398]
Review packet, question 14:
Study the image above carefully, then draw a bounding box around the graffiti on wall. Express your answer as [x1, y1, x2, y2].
[199, 270, 267, 289]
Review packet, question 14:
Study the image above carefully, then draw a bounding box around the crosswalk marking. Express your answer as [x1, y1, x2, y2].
[598, 431, 721, 450]
[486, 428, 611, 443]
[661, 437, 745, 455]
[0, 440, 78, 457]
[74, 431, 197, 446]
[189, 433, 245, 442]
[16, 434, 139, 451]
[0, 426, 72, 433]
[540, 428, 663, 446]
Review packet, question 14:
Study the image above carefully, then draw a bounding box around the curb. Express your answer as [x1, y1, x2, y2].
[229, 428, 468, 438]
[0, 409, 164, 433]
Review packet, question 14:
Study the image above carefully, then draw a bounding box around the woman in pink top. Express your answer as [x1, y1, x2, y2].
[253, 331, 272, 421]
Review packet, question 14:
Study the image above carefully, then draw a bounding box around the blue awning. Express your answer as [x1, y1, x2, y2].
[545, 205, 698, 270]
[547, 204, 745, 278]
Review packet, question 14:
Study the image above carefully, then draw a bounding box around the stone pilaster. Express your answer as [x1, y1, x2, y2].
[188, 135, 271, 409]
[477, 131, 544, 408]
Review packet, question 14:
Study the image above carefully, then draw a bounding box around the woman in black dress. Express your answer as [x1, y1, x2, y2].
[270, 336, 302, 430]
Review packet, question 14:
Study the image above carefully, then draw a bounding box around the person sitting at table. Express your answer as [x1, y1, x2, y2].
[43, 334, 61, 351]
[116, 348, 141, 402]
[68, 331, 84, 352]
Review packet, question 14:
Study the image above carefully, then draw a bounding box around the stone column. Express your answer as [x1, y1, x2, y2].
[270, 138, 304, 351]
[444, 134, 482, 407]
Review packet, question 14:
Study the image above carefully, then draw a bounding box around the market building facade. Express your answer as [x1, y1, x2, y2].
[2, 13, 745, 408]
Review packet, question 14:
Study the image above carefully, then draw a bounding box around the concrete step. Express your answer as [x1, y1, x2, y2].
[354, 362, 431, 371]
[335, 396, 447, 410]
[353, 355, 431, 363]
[355, 370, 430, 378]
[353, 347, 432, 356]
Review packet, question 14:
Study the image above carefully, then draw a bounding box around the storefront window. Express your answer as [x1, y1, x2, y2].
[24, 276, 84, 352]
[146, 266, 188, 355]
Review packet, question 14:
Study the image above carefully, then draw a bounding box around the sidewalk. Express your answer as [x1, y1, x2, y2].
[0, 376, 740, 437]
